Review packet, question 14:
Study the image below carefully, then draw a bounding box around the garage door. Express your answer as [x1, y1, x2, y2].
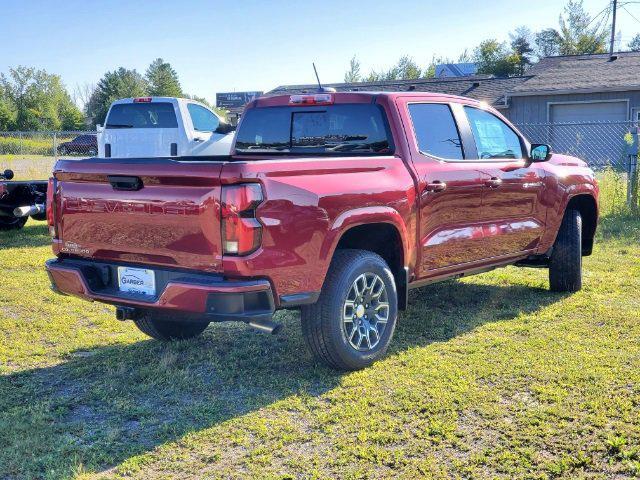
[550, 101, 628, 123]
[549, 101, 628, 166]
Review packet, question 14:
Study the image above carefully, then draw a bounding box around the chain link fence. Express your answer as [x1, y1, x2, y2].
[514, 121, 640, 214]
[0, 131, 96, 178]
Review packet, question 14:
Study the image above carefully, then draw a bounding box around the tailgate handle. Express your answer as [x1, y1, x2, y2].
[108, 175, 143, 191]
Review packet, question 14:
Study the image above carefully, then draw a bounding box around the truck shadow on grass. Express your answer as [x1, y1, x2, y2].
[0, 221, 50, 248]
[0, 279, 566, 478]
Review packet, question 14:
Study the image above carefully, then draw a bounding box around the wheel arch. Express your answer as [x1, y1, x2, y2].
[566, 193, 598, 256]
[324, 209, 409, 310]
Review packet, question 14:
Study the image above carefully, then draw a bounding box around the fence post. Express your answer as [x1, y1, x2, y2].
[53, 132, 57, 161]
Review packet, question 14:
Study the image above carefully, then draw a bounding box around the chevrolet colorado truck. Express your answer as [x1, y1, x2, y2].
[45, 91, 598, 370]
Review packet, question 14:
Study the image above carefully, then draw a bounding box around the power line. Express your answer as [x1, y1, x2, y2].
[622, 5, 640, 24]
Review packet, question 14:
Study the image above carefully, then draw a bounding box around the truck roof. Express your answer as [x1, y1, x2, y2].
[251, 91, 484, 108]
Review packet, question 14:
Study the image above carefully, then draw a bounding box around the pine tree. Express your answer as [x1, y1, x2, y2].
[145, 58, 183, 97]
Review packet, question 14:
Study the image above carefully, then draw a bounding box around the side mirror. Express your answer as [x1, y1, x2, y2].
[530, 144, 552, 162]
[215, 121, 236, 135]
[1, 169, 14, 180]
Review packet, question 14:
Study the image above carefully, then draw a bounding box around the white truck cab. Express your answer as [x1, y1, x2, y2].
[97, 97, 234, 158]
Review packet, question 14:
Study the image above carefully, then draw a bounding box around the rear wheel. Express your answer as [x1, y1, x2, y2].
[301, 249, 398, 371]
[0, 215, 28, 230]
[133, 310, 209, 341]
[549, 208, 582, 292]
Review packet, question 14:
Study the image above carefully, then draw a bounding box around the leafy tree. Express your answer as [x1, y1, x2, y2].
[473, 39, 520, 77]
[145, 58, 183, 97]
[344, 56, 362, 83]
[392, 55, 422, 80]
[533, 0, 608, 58]
[85, 67, 148, 126]
[629, 34, 640, 52]
[0, 98, 14, 131]
[510, 26, 535, 74]
[361, 55, 422, 82]
[535, 28, 562, 58]
[0, 66, 83, 131]
[557, 0, 608, 54]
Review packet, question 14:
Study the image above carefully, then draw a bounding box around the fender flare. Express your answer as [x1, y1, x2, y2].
[320, 206, 410, 265]
[539, 182, 599, 253]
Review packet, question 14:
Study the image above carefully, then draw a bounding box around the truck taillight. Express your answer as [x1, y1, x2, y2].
[221, 184, 263, 256]
[133, 97, 152, 103]
[46, 176, 57, 238]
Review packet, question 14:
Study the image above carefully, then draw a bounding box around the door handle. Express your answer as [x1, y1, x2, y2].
[424, 181, 447, 192]
[485, 177, 502, 188]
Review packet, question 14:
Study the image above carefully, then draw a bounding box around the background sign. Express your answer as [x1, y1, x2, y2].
[216, 91, 263, 109]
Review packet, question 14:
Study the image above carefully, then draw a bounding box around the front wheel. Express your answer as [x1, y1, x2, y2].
[301, 249, 398, 371]
[549, 209, 582, 292]
[133, 310, 209, 341]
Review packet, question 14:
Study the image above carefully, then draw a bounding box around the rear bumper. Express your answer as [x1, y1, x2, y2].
[45, 258, 275, 322]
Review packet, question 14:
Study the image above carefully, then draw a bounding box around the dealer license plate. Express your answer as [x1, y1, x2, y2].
[117, 266, 156, 296]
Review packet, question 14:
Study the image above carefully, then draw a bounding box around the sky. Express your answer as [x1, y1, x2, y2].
[1, 0, 639, 106]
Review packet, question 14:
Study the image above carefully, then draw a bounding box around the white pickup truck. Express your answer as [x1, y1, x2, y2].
[97, 97, 235, 158]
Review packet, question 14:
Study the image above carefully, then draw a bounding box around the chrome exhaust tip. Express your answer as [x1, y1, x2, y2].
[13, 204, 45, 217]
[248, 318, 282, 335]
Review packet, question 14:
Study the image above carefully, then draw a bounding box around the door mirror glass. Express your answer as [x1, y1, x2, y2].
[530, 144, 551, 162]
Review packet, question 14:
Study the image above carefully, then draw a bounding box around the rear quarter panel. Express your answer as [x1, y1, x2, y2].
[220, 155, 417, 303]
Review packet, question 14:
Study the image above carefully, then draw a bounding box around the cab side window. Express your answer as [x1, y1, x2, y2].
[187, 103, 220, 132]
[464, 106, 523, 159]
[408, 103, 464, 160]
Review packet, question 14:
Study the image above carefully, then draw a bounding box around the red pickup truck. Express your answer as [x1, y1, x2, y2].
[45, 92, 598, 370]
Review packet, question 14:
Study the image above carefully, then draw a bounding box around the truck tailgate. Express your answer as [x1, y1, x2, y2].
[53, 159, 224, 272]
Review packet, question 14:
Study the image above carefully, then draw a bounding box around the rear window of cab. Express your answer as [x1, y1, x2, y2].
[106, 102, 178, 129]
[235, 104, 394, 155]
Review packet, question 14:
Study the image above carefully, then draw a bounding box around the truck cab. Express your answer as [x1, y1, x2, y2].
[97, 97, 234, 158]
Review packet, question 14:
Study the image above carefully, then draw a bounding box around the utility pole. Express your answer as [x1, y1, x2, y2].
[610, 0, 618, 57]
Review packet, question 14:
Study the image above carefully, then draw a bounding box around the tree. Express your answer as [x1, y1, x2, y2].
[0, 66, 83, 131]
[85, 67, 148, 126]
[473, 39, 520, 77]
[510, 26, 535, 74]
[557, 0, 608, 54]
[629, 34, 640, 52]
[533, 0, 608, 59]
[360, 55, 422, 82]
[535, 28, 562, 58]
[145, 58, 183, 97]
[344, 56, 362, 83]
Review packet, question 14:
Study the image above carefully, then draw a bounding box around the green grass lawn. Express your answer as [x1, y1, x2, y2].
[1, 216, 639, 479]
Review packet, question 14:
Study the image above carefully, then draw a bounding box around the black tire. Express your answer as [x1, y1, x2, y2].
[0, 215, 28, 230]
[549, 208, 582, 292]
[31, 213, 47, 222]
[301, 249, 398, 371]
[133, 310, 209, 341]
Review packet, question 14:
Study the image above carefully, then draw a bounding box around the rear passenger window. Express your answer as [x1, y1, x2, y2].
[408, 103, 463, 160]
